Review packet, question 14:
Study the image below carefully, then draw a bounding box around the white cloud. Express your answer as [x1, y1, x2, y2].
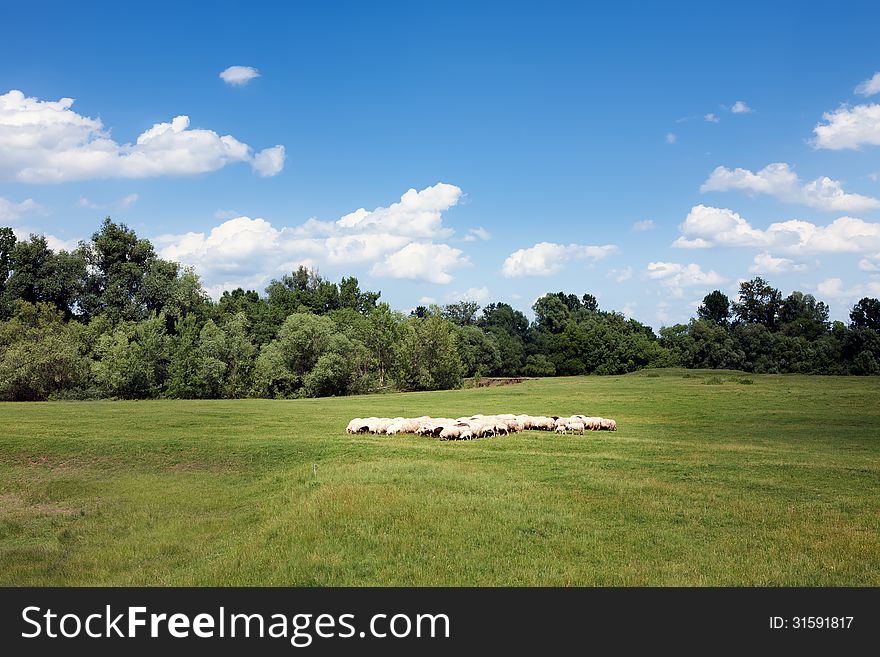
[607, 266, 633, 282]
[665, 132, 677, 144]
[731, 100, 752, 114]
[219, 66, 261, 86]
[631, 219, 655, 232]
[812, 103, 880, 150]
[748, 252, 808, 274]
[701, 162, 880, 212]
[859, 253, 880, 272]
[0, 196, 41, 221]
[447, 286, 490, 304]
[644, 262, 724, 298]
[252, 145, 285, 177]
[462, 226, 491, 241]
[417, 296, 436, 305]
[704, 113, 720, 123]
[501, 241, 618, 278]
[673, 204, 880, 255]
[77, 197, 98, 209]
[156, 183, 466, 294]
[815, 277, 880, 300]
[0, 89, 285, 182]
[119, 193, 139, 209]
[620, 302, 637, 318]
[855, 72, 880, 97]
[370, 242, 468, 284]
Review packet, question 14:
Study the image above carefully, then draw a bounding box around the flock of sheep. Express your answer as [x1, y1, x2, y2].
[346, 413, 617, 440]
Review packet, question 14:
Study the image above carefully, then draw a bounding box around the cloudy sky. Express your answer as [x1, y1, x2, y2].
[2, 1, 879, 325]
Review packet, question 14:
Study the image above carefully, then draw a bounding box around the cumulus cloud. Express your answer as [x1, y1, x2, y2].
[748, 252, 808, 274]
[859, 253, 880, 272]
[673, 204, 880, 255]
[631, 219, 655, 232]
[447, 286, 490, 304]
[251, 145, 286, 177]
[704, 113, 720, 123]
[219, 66, 261, 86]
[731, 100, 752, 114]
[501, 242, 618, 278]
[665, 132, 677, 144]
[370, 242, 468, 284]
[0, 196, 41, 221]
[855, 72, 880, 97]
[119, 193, 139, 209]
[462, 226, 491, 242]
[644, 261, 724, 298]
[812, 103, 880, 150]
[0, 89, 285, 182]
[607, 266, 633, 282]
[815, 277, 880, 300]
[701, 162, 880, 212]
[156, 182, 466, 294]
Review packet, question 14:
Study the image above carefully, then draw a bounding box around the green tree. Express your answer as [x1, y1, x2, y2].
[0, 302, 91, 400]
[697, 290, 731, 326]
[733, 277, 782, 328]
[2, 235, 86, 319]
[93, 314, 170, 398]
[455, 325, 502, 376]
[849, 297, 880, 332]
[79, 218, 159, 322]
[442, 301, 480, 326]
[394, 313, 464, 390]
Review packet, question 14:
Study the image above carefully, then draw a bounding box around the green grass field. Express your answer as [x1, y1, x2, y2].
[1, 369, 878, 586]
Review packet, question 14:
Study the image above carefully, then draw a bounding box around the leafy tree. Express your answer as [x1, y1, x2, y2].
[687, 319, 744, 370]
[0, 302, 91, 400]
[522, 354, 556, 376]
[79, 218, 159, 322]
[394, 312, 464, 390]
[455, 325, 502, 376]
[850, 297, 880, 332]
[779, 291, 829, 340]
[479, 303, 529, 341]
[532, 294, 571, 333]
[697, 290, 731, 326]
[220, 312, 257, 397]
[442, 300, 480, 326]
[93, 314, 170, 398]
[2, 235, 86, 319]
[733, 277, 782, 328]
[253, 312, 335, 396]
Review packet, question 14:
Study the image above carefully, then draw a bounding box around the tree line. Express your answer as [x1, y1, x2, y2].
[1, 218, 879, 401]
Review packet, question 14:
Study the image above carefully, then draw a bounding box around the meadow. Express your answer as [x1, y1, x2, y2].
[0, 369, 877, 586]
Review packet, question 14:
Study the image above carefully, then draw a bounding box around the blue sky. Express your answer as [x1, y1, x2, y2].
[2, 0, 879, 325]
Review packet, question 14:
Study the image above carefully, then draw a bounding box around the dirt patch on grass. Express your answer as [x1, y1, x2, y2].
[0, 492, 79, 516]
[470, 377, 528, 388]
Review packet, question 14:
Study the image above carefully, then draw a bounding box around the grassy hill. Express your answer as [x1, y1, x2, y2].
[1, 369, 877, 585]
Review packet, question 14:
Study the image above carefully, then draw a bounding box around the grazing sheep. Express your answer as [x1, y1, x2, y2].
[600, 418, 617, 431]
[439, 425, 462, 440]
[348, 412, 616, 439]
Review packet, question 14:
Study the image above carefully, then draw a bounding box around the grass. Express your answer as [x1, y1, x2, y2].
[0, 368, 878, 586]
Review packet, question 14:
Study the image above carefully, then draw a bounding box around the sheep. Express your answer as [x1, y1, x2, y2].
[515, 414, 533, 430]
[566, 421, 585, 434]
[600, 418, 617, 431]
[439, 425, 462, 440]
[346, 418, 364, 434]
[555, 425, 566, 435]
